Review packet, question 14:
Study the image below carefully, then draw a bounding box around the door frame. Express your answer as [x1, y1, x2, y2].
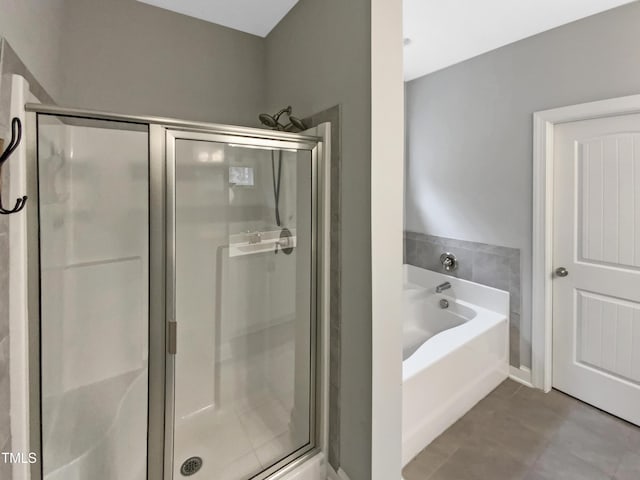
[24, 103, 331, 480]
[163, 128, 325, 480]
[531, 93, 640, 391]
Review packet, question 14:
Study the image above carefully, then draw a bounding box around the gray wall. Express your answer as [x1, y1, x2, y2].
[59, 0, 266, 126]
[0, 0, 65, 99]
[1, 1, 374, 477]
[0, 105, 11, 480]
[405, 1, 640, 368]
[266, 1, 372, 478]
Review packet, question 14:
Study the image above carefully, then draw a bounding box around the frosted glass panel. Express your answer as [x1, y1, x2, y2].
[38, 115, 149, 480]
[173, 139, 314, 479]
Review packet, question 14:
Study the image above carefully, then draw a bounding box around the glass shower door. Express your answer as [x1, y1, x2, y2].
[170, 132, 316, 480]
[37, 115, 150, 480]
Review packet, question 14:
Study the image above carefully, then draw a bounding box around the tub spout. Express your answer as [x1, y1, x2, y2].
[435, 281, 451, 293]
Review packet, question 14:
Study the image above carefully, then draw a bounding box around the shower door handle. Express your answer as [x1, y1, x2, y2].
[168, 321, 177, 354]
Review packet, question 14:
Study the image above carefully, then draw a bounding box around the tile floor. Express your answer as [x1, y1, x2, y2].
[173, 333, 309, 480]
[173, 395, 299, 480]
[403, 379, 640, 480]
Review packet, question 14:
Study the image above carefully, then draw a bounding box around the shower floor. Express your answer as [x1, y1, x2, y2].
[173, 393, 298, 479]
[173, 324, 307, 480]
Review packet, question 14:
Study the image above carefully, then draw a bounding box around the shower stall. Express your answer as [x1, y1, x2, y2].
[24, 105, 330, 480]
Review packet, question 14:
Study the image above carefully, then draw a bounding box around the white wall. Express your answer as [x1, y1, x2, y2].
[371, 0, 404, 478]
[405, 1, 640, 368]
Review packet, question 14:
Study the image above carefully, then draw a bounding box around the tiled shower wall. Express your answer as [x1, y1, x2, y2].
[404, 231, 522, 367]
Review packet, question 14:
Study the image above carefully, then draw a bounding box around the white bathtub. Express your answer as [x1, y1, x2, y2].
[402, 265, 509, 466]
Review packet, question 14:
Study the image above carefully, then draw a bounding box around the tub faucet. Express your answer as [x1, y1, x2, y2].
[436, 281, 451, 293]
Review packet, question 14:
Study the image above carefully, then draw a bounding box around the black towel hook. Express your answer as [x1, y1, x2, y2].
[0, 117, 28, 215]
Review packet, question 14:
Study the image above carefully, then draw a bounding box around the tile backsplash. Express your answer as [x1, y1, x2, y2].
[404, 231, 522, 367]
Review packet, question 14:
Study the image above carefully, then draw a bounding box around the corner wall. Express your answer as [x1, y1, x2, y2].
[265, 1, 373, 477]
[0, 0, 65, 99]
[59, 0, 266, 126]
[404, 1, 640, 369]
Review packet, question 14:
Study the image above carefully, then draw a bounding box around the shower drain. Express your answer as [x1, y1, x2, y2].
[180, 456, 203, 476]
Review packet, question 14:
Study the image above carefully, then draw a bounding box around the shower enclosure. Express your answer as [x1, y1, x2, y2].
[24, 105, 329, 480]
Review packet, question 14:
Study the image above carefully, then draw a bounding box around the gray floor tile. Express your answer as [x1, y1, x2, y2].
[489, 378, 522, 399]
[480, 412, 550, 466]
[503, 397, 565, 438]
[627, 425, 640, 450]
[518, 387, 576, 414]
[426, 417, 484, 456]
[459, 394, 510, 424]
[428, 458, 479, 480]
[547, 419, 627, 475]
[522, 471, 550, 480]
[404, 380, 640, 480]
[402, 447, 450, 480]
[431, 440, 529, 480]
[532, 447, 611, 480]
[613, 451, 640, 480]
[562, 399, 638, 441]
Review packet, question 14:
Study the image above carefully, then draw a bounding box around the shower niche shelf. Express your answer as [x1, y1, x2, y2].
[228, 228, 297, 257]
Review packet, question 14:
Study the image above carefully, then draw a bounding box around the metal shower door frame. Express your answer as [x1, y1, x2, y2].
[24, 104, 328, 480]
[163, 128, 321, 480]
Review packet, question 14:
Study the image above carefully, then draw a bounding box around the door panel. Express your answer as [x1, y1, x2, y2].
[169, 132, 316, 480]
[37, 115, 150, 480]
[553, 114, 640, 425]
[577, 290, 640, 384]
[578, 133, 640, 268]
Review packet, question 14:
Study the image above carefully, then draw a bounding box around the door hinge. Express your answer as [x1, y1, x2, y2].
[168, 321, 177, 355]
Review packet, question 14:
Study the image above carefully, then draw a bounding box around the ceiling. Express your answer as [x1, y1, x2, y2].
[137, 0, 299, 37]
[404, 0, 637, 81]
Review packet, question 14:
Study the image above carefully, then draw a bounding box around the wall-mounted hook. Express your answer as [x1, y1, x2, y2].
[0, 117, 28, 215]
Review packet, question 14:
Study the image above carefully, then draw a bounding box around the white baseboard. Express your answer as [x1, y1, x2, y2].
[327, 465, 351, 480]
[509, 365, 534, 388]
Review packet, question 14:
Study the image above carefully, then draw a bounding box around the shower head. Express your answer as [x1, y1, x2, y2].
[258, 106, 305, 132]
[259, 113, 279, 129]
[288, 115, 306, 131]
[276, 106, 292, 120]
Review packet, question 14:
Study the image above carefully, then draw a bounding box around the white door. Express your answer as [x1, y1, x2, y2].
[553, 113, 640, 426]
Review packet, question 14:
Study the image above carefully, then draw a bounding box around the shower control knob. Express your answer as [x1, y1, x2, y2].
[440, 252, 458, 272]
[276, 228, 294, 255]
[555, 267, 569, 277]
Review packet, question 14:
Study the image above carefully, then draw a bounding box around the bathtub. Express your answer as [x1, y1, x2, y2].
[402, 265, 509, 466]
